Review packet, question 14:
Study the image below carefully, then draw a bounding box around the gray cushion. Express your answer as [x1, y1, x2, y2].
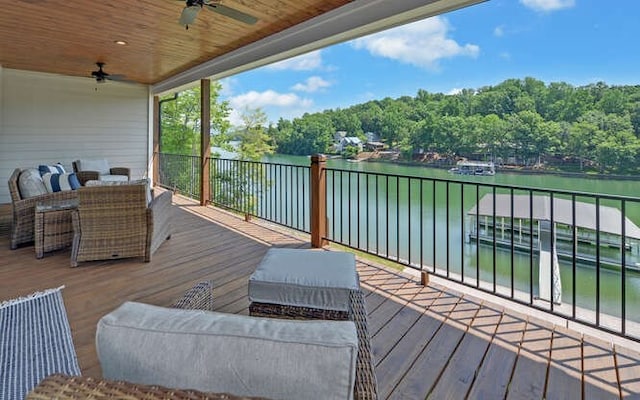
[85, 179, 151, 204]
[98, 174, 129, 182]
[97, 302, 358, 400]
[249, 249, 359, 312]
[18, 168, 48, 198]
[78, 159, 110, 175]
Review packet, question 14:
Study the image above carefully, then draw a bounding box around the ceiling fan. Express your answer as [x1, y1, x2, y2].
[91, 62, 128, 83]
[179, 0, 258, 29]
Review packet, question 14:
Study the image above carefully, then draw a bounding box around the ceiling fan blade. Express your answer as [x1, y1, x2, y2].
[204, 3, 258, 25]
[108, 74, 128, 82]
[179, 5, 201, 26]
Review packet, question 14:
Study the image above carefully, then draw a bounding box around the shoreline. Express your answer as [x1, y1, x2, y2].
[355, 155, 640, 181]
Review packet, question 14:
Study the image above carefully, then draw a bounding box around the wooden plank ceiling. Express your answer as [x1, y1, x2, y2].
[0, 0, 351, 85]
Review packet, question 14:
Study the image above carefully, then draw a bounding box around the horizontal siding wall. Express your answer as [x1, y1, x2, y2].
[0, 68, 150, 203]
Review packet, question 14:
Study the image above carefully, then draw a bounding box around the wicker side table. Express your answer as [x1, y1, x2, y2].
[35, 198, 78, 259]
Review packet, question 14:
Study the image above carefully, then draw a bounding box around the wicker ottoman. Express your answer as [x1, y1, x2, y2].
[248, 249, 378, 400]
[248, 248, 359, 320]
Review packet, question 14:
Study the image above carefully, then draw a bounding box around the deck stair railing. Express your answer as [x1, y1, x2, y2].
[156, 152, 640, 342]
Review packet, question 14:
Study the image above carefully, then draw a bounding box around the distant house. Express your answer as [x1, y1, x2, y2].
[337, 137, 363, 152]
[334, 131, 348, 142]
[365, 141, 386, 151]
[365, 132, 381, 143]
[363, 131, 385, 151]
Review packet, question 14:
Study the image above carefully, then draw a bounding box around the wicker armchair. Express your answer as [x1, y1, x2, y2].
[70, 183, 172, 267]
[72, 160, 130, 186]
[28, 282, 267, 400]
[8, 168, 78, 249]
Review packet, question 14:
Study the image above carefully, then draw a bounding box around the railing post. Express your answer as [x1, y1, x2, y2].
[311, 154, 328, 248]
[152, 95, 160, 185]
[200, 79, 211, 206]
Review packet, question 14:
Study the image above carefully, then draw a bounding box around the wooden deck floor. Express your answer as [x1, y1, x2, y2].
[1, 195, 640, 399]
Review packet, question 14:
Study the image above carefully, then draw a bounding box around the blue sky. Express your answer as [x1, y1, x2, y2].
[220, 0, 640, 126]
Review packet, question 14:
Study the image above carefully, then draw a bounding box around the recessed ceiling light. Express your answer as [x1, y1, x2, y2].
[114, 40, 128, 45]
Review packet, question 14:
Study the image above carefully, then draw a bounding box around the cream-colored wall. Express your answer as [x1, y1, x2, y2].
[0, 68, 150, 203]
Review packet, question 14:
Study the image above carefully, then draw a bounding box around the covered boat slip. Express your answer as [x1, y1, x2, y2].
[2, 195, 640, 398]
[467, 193, 640, 270]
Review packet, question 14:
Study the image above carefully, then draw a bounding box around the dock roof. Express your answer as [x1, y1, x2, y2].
[468, 193, 640, 240]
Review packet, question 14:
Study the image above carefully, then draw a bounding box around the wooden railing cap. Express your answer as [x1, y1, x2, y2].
[311, 154, 327, 163]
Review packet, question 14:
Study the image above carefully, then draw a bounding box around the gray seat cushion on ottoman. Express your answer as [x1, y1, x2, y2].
[249, 249, 359, 312]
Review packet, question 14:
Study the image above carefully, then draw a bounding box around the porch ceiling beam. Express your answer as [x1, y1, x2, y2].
[152, 0, 485, 94]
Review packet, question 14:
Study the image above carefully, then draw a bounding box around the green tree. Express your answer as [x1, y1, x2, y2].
[160, 82, 230, 155]
[477, 114, 508, 161]
[213, 108, 274, 215]
[291, 113, 335, 155]
[236, 108, 274, 161]
[159, 82, 230, 196]
[329, 109, 363, 136]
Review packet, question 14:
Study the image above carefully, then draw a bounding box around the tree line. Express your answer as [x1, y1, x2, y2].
[159, 78, 640, 174]
[269, 77, 640, 174]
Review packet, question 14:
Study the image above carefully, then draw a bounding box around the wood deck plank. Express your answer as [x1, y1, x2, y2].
[582, 338, 619, 400]
[374, 288, 457, 399]
[429, 303, 503, 399]
[506, 319, 554, 400]
[389, 297, 482, 399]
[546, 326, 583, 400]
[467, 312, 527, 400]
[366, 281, 416, 336]
[370, 285, 437, 363]
[616, 344, 640, 399]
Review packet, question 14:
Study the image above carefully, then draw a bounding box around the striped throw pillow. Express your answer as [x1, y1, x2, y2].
[42, 172, 81, 193]
[38, 163, 66, 176]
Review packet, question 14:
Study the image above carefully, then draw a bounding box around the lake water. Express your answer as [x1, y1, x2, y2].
[262, 154, 640, 325]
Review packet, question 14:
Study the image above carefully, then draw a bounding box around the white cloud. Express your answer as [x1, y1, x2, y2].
[494, 26, 504, 37]
[227, 90, 313, 126]
[350, 17, 479, 70]
[500, 52, 512, 61]
[266, 50, 323, 71]
[520, 0, 575, 12]
[229, 90, 311, 109]
[447, 88, 463, 95]
[292, 76, 332, 93]
[219, 77, 237, 97]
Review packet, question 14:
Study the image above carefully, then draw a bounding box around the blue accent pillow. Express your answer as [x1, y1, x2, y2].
[38, 163, 66, 176]
[42, 172, 81, 193]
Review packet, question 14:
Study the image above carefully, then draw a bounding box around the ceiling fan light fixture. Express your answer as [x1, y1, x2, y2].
[179, 5, 201, 27]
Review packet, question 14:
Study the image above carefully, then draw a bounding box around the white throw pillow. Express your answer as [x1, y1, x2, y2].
[18, 168, 48, 198]
[38, 163, 66, 176]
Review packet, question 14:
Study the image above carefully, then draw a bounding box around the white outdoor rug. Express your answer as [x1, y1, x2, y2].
[0, 286, 80, 400]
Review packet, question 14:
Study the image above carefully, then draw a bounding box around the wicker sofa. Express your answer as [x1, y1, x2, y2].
[70, 183, 172, 267]
[8, 168, 78, 249]
[72, 159, 130, 186]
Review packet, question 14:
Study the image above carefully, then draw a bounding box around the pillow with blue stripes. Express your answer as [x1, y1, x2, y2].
[38, 163, 66, 176]
[42, 172, 81, 193]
